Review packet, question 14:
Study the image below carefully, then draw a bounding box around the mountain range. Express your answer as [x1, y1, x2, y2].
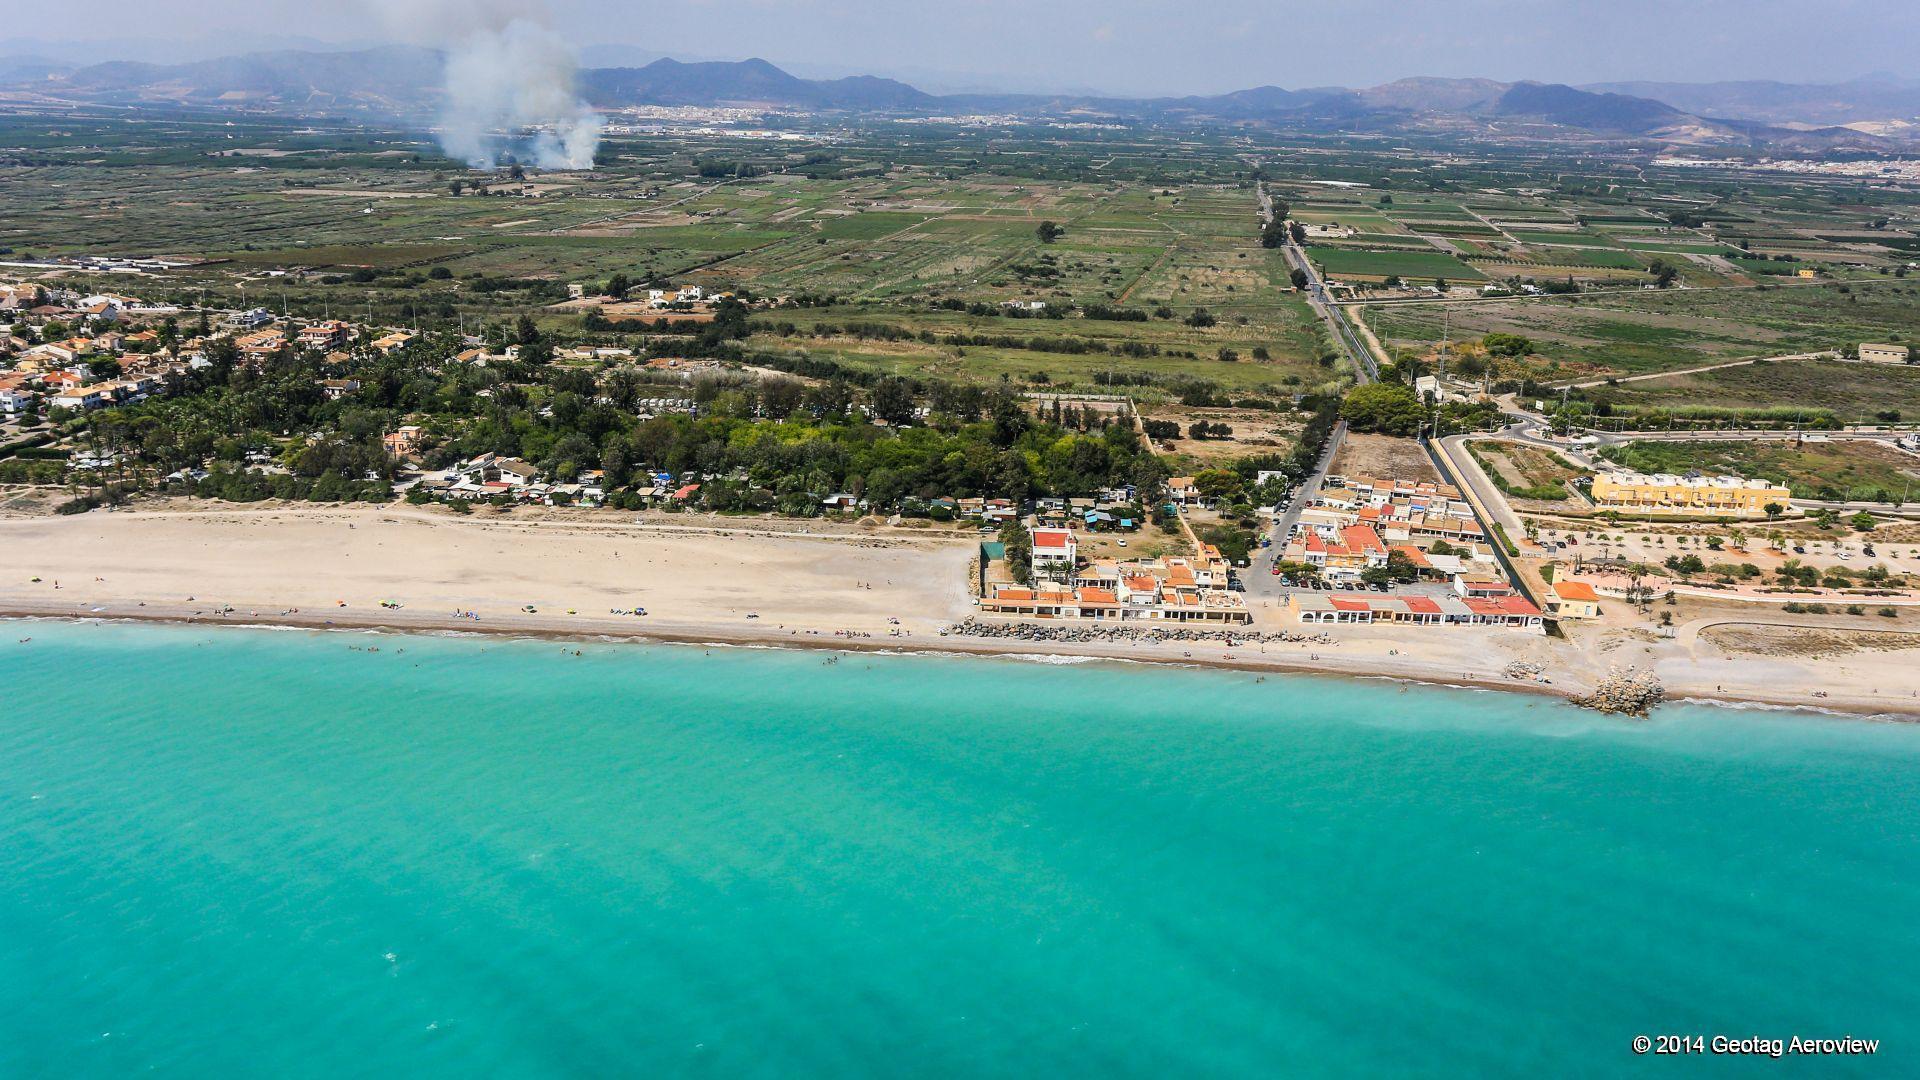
[3, 47, 1915, 150]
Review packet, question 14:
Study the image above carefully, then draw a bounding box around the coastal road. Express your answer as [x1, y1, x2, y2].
[1247, 421, 1347, 601]
[1435, 433, 1525, 542]
[1259, 182, 1377, 384]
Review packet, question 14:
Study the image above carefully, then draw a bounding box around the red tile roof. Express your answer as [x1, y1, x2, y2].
[1553, 580, 1599, 602]
[1031, 528, 1073, 550]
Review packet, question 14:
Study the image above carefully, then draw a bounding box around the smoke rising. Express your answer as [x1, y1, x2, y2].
[380, 0, 603, 171]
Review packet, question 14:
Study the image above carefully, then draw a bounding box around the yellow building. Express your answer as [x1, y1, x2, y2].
[1590, 470, 1791, 518]
[1549, 580, 1602, 620]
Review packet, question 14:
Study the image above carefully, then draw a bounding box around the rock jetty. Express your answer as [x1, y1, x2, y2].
[1572, 665, 1666, 717]
[943, 618, 1333, 647]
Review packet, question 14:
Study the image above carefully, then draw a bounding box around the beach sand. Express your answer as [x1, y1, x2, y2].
[0, 501, 1914, 717]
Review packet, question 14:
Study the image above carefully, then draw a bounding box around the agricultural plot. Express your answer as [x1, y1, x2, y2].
[1618, 239, 1743, 255]
[1366, 281, 1920, 380]
[1507, 230, 1619, 248]
[1584, 359, 1920, 422]
[1490, 247, 1646, 270]
[1307, 246, 1483, 281]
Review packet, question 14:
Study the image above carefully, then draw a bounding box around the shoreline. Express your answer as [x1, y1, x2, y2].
[7, 602, 1914, 723]
[2, 501, 1916, 721]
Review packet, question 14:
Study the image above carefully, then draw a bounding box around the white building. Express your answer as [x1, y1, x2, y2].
[1030, 527, 1078, 577]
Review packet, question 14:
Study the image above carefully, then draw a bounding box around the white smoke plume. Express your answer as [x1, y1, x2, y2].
[378, 0, 603, 171]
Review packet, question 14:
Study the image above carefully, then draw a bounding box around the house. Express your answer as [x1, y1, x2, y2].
[1453, 576, 1514, 599]
[1860, 343, 1910, 365]
[1549, 579, 1602, 620]
[1460, 595, 1545, 630]
[222, 308, 275, 331]
[38, 338, 93, 365]
[0, 284, 43, 310]
[370, 331, 416, 355]
[296, 321, 351, 351]
[1165, 476, 1200, 505]
[50, 385, 113, 411]
[320, 378, 361, 400]
[495, 459, 540, 487]
[676, 285, 704, 303]
[383, 425, 424, 459]
[822, 493, 862, 512]
[1030, 527, 1078, 577]
[1286, 525, 1389, 581]
[235, 329, 287, 357]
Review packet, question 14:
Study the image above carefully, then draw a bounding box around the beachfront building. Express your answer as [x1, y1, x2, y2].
[1289, 592, 1544, 632]
[1030, 527, 1078, 578]
[1284, 524, 1389, 582]
[981, 547, 1249, 625]
[1548, 580, 1602, 620]
[1589, 470, 1792, 519]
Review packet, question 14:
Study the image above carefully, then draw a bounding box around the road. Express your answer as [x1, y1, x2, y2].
[1434, 433, 1525, 541]
[1547, 350, 1836, 391]
[1246, 420, 1348, 600]
[1428, 433, 1549, 613]
[1259, 182, 1377, 384]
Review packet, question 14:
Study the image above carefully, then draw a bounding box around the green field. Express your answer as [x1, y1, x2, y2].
[1307, 246, 1482, 281]
[1366, 281, 1920, 379]
[1509, 231, 1618, 248]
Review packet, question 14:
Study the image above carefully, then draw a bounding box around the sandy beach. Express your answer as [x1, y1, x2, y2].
[1, 501, 1916, 718]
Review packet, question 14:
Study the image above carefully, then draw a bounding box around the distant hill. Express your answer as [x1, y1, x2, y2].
[1356, 77, 1507, 113]
[2, 48, 1908, 149]
[582, 58, 933, 110]
[41, 46, 441, 112]
[1583, 77, 1920, 127]
[0, 55, 73, 83]
[1490, 82, 1690, 134]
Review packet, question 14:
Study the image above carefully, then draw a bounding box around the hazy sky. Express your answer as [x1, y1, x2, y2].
[14, 0, 1919, 95]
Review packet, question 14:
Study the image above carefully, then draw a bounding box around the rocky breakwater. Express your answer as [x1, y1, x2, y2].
[943, 618, 1334, 647]
[1572, 665, 1667, 717]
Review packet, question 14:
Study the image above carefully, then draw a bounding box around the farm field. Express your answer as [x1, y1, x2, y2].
[1583, 359, 1920, 422]
[8, 109, 1920, 460]
[1364, 280, 1920, 380]
[1307, 246, 1483, 281]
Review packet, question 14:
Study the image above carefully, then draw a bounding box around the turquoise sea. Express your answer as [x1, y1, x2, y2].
[2, 621, 1917, 1077]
